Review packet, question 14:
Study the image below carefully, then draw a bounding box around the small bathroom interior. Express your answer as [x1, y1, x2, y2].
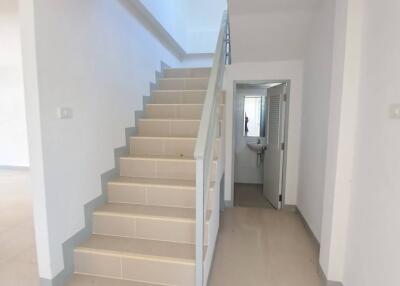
[234, 81, 288, 209]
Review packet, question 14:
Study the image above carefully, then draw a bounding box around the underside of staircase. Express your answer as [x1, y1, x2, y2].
[66, 67, 217, 286]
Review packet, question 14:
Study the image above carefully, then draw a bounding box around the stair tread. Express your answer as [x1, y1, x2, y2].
[159, 77, 209, 80]
[164, 67, 211, 71]
[109, 176, 197, 188]
[139, 118, 200, 122]
[67, 274, 163, 286]
[146, 103, 204, 106]
[152, 89, 207, 92]
[76, 234, 196, 262]
[120, 154, 197, 161]
[95, 203, 205, 221]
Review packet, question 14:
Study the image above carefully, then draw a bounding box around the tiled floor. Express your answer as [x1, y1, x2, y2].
[0, 170, 39, 286]
[209, 207, 323, 286]
[234, 183, 274, 208]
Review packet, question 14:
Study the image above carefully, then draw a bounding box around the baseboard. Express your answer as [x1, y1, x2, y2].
[295, 207, 343, 286]
[282, 204, 297, 212]
[318, 264, 343, 286]
[327, 282, 343, 286]
[224, 200, 234, 208]
[39, 63, 168, 286]
[294, 206, 320, 250]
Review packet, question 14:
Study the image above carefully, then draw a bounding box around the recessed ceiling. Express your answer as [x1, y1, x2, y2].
[228, 0, 321, 15]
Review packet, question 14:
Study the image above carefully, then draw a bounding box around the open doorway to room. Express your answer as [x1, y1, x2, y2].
[233, 81, 290, 209]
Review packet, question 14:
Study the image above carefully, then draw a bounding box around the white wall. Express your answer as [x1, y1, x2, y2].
[320, 0, 364, 281]
[228, 0, 319, 63]
[183, 0, 227, 53]
[297, 0, 335, 242]
[19, 0, 181, 279]
[342, 0, 400, 285]
[140, 0, 226, 54]
[0, 0, 29, 167]
[139, 0, 187, 49]
[223, 61, 304, 206]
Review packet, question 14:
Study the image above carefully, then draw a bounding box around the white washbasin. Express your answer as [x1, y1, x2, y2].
[247, 142, 267, 153]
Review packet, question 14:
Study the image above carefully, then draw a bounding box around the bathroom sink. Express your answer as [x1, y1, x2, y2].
[247, 142, 267, 153]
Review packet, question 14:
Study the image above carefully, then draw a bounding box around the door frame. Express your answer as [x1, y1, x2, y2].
[232, 80, 291, 208]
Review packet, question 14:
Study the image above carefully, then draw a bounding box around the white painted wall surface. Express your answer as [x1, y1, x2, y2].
[183, 0, 227, 53]
[140, 0, 226, 54]
[228, 0, 319, 63]
[139, 0, 187, 49]
[342, 0, 400, 285]
[320, 0, 364, 281]
[297, 0, 335, 242]
[223, 61, 303, 206]
[19, 0, 181, 279]
[0, 0, 29, 167]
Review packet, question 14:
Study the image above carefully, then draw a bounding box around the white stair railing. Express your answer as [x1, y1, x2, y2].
[194, 11, 229, 286]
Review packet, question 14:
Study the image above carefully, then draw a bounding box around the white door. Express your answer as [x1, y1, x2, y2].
[263, 84, 286, 209]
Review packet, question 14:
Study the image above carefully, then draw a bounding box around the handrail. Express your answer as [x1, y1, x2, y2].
[194, 11, 228, 286]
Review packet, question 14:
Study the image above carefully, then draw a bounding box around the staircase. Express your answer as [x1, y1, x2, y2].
[66, 67, 219, 286]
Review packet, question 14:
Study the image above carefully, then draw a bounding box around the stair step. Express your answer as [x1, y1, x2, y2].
[129, 136, 220, 158]
[66, 274, 163, 286]
[164, 67, 211, 78]
[74, 235, 197, 286]
[138, 119, 200, 138]
[145, 104, 203, 119]
[108, 176, 214, 209]
[151, 90, 206, 104]
[93, 203, 209, 243]
[158, 77, 208, 90]
[119, 154, 217, 181]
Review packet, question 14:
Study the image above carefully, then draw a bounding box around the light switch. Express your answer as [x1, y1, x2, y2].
[57, 107, 73, 119]
[389, 104, 400, 119]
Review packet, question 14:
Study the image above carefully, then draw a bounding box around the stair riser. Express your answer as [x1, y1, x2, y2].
[151, 93, 206, 104]
[120, 158, 217, 181]
[158, 78, 208, 90]
[164, 68, 211, 78]
[74, 251, 195, 286]
[145, 105, 224, 120]
[145, 104, 203, 119]
[138, 120, 200, 137]
[108, 183, 214, 209]
[130, 137, 220, 158]
[151, 92, 206, 104]
[93, 214, 209, 244]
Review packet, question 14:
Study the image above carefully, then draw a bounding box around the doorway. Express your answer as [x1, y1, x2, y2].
[233, 81, 290, 209]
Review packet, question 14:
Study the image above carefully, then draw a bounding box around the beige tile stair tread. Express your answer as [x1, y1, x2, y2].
[139, 118, 200, 122]
[95, 203, 211, 221]
[76, 235, 196, 263]
[120, 154, 198, 161]
[67, 274, 163, 286]
[159, 77, 209, 80]
[109, 176, 197, 188]
[152, 89, 207, 93]
[146, 103, 204, 106]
